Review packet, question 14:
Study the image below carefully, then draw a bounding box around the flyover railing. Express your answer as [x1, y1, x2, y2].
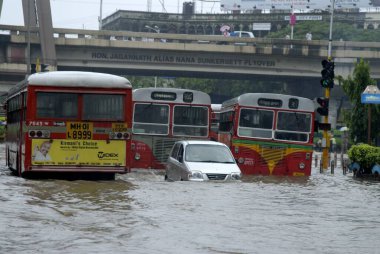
[1, 24, 380, 59]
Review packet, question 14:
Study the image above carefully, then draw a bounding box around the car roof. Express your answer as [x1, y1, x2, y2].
[176, 140, 227, 146]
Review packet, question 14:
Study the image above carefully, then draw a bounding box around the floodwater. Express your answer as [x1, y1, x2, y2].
[1, 144, 380, 254]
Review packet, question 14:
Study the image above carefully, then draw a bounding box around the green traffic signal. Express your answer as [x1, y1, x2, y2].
[320, 77, 334, 88]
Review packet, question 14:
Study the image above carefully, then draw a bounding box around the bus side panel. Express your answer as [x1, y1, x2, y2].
[7, 143, 18, 171]
[131, 136, 181, 170]
[5, 122, 21, 174]
[125, 90, 133, 172]
[131, 139, 156, 169]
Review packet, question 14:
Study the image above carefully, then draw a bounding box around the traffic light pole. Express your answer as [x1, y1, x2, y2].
[322, 0, 335, 171]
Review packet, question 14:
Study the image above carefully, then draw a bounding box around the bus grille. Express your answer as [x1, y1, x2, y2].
[153, 138, 178, 163]
[258, 147, 286, 166]
[206, 174, 227, 180]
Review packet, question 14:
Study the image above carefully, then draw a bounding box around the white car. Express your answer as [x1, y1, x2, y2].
[165, 140, 241, 181]
[230, 31, 255, 38]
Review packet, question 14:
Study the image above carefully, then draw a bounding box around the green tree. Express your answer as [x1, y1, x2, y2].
[339, 59, 380, 144]
[268, 21, 380, 42]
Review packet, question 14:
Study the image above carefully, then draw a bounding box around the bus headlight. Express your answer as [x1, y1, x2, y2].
[299, 162, 305, 169]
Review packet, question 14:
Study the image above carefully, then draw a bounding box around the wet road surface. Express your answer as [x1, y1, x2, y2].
[1, 144, 380, 254]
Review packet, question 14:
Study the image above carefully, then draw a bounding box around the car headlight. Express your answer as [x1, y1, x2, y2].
[189, 171, 203, 180]
[231, 172, 241, 180]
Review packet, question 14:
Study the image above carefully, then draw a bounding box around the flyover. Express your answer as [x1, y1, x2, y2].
[1, 24, 380, 92]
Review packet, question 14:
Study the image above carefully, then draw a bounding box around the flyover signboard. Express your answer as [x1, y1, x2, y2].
[220, 0, 375, 11]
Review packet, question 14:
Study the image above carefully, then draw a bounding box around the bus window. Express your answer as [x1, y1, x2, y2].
[133, 103, 169, 135]
[275, 111, 312, 142]
[173, 106, 208, 137]
[83, 94, 124, 121]
[36, 92, 78, 119]
[238, 108, 273, 139]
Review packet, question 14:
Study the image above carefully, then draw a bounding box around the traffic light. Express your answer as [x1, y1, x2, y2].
[320, 59, 335, 88]
[31, 64, 37, 74]
[317, 97, 329, 116]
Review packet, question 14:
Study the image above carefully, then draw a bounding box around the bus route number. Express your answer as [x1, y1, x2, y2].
[67, 122, 93, 140]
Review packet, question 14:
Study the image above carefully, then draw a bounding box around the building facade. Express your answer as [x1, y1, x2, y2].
[101, 9, 373, 36]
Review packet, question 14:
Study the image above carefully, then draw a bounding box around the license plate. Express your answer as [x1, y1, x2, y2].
[67, 122, 93, 139]
[112, 123, 128, 132]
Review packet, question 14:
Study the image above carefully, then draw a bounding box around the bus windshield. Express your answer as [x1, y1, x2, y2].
[133, 103, 169, 135]
[173, 106, 208, 137]
[275, 111, 312, 142]
[238, 108, 273, 139]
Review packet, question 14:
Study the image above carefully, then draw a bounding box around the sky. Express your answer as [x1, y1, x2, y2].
[0, 0, 221, 30]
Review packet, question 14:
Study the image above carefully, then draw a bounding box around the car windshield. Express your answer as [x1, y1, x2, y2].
[185, 144, 235, 163]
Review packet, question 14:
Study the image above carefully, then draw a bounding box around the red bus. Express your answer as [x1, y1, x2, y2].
[5, 71, 133, 178]
[218, 93, 315, 176]
[131, 87, 211, 169]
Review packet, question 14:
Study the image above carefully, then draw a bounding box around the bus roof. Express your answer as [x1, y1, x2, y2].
[7, 71, 131, 98]
[133, 87, 211, 105]
[211, 104, 222, 112]
[222, 93, 315, 112]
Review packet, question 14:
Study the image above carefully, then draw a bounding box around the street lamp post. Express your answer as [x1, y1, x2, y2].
[26, 0, 31, 75]
[99, 0, 103, 30]
[145, 25, 160, 88]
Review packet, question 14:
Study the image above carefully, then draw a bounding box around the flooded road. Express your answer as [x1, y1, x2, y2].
[1, 143, 380, 254]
